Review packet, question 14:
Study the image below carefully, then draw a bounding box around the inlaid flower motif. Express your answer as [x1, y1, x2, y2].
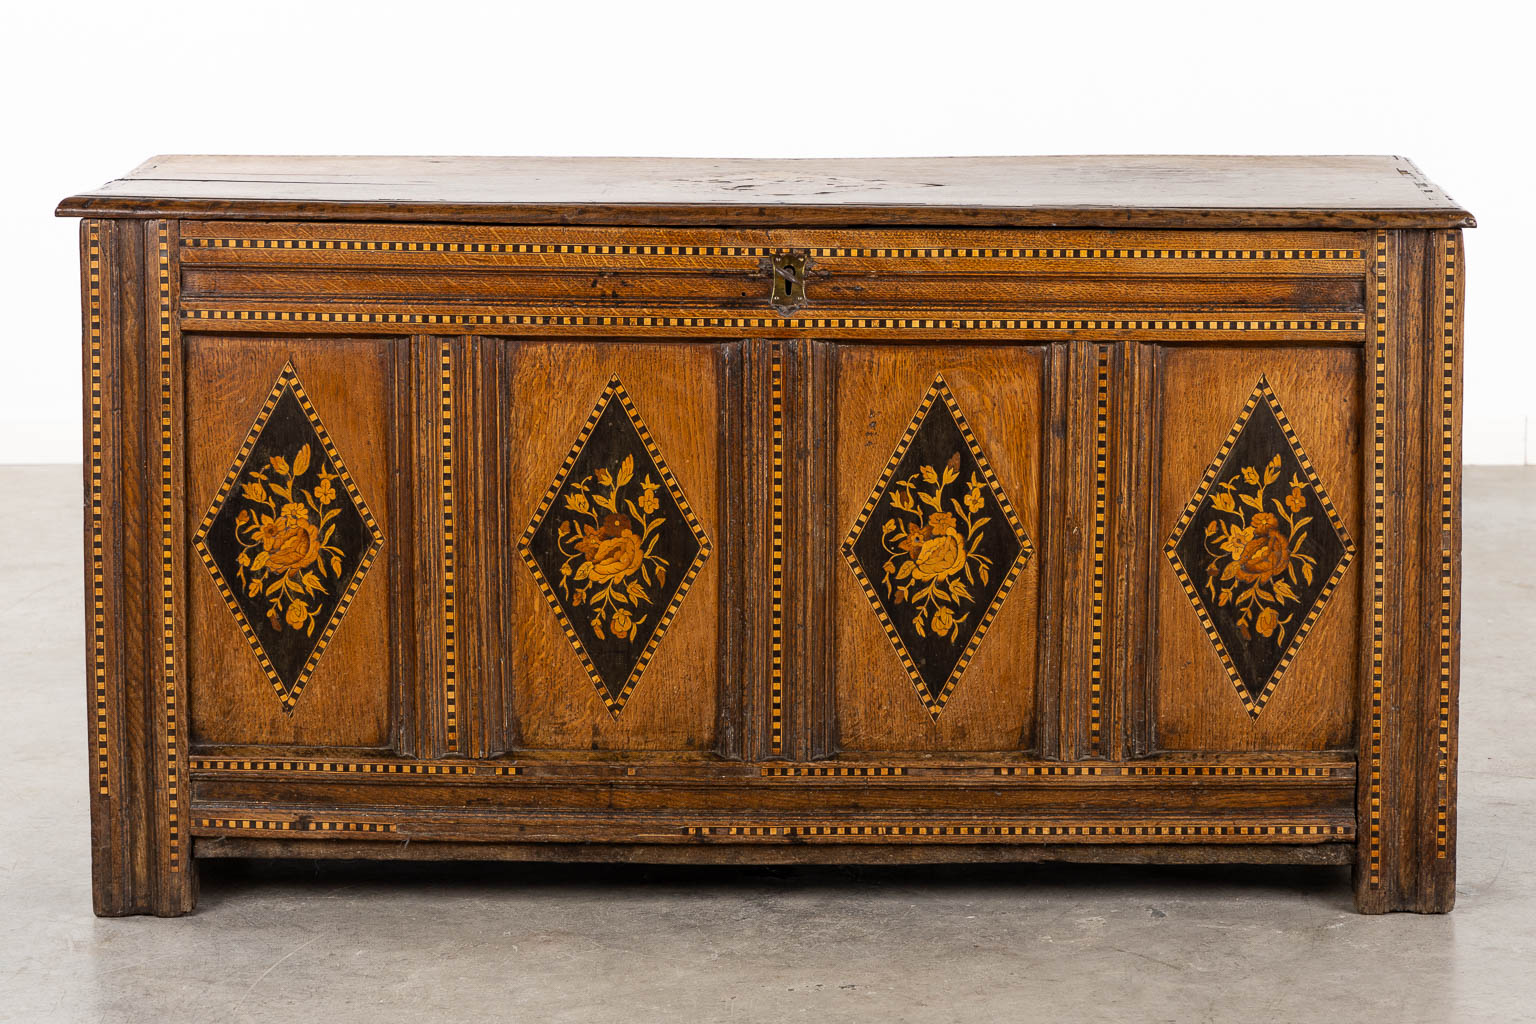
[1201, 454, 1320, 646]
[899, 509, 968, 581]
[312, 470, 338, 508]
[1164, 376, 1356, 717]
[610, 608, 637, 640]
[554, 454, 666, 645]
[193, 363, 385, 714]
[231, 443, 348, 639]
[576, 513, 646, 584]
[285, 598, 311, 631]
[258, 502, 323, 574]
[841, 374, 1033, 719]
[964, 474, 986, 514]
[638, 476, 661, 515]
[878, 452, 993, 644]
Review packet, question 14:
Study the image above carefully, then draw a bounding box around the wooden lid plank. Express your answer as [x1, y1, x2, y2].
[57, 155, 1473, 229]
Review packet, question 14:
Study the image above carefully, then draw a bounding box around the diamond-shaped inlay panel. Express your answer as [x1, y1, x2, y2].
[193, 362, 384, 712]
[842, 375, 1033, 720]
[520, 377, 712, 717]
[1164, 376, 1356, 717]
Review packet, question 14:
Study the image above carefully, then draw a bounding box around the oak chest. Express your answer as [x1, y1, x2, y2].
[58, 155, 1471, 915]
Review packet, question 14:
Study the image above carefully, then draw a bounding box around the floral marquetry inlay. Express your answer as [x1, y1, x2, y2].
[193, 363, 383, 712]
[520, 377, 711, 716]
[843, 375, 1033, 720]
[1165, 377, 1355, 717]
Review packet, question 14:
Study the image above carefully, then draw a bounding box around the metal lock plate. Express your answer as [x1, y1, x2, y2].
[763, 250, 811, 316]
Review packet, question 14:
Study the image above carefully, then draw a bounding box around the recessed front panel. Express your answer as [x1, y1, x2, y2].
[192, 363, 384, 712]
[519, 377, 712, 717]
[184, 335, 397, 748]
[507, 340, 722, 751]
[1151, 347, 1362, 751]
[840, 375, 1034, 719]
[831, 346, 1043, 753]
[1164, 377, 1356, 717]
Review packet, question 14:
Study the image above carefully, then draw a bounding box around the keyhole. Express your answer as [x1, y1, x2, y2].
[767, 253, 808, 314]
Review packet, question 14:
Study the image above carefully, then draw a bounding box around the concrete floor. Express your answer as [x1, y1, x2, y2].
[1, 465, 1532, 1023]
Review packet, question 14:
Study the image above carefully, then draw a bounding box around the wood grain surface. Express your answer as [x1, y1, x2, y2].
[59, 155, 1472, 229]
[505, 340, 722, 751]
[831, 346, 1043, 752]
[183, 334, 397, 748]
[62, 160, 1468, 916]
[1148, 346, 1362, 751]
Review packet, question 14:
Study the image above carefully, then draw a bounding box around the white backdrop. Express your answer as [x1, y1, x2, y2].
[3, 0, 1527, 462]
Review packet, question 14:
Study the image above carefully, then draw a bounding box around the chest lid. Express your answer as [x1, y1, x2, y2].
[57, 155, 1472, 230]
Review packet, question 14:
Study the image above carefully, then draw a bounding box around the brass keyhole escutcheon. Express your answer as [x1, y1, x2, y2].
[763, 250, 811, 316]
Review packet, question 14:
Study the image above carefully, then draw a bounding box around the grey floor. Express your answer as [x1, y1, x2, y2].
[1, 465, 1532, 1023]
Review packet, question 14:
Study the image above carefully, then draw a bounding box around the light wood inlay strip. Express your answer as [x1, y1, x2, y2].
[440, 341, 458, 751]
[1438, 232, 1457, 857]
[181, 236, 1366, 262]
[87, 223, 108, 796]
[684, 823, 1353, 839]
[1091, 347, 1108, 748]
[1369, 231, 1388, 887]
[770, 343, 785, 755]
[181, 308, 1366, 335]
[157, 225, 181, 870]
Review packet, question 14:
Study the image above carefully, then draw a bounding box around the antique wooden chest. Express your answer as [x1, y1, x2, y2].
[58, 155, 1471, 915]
